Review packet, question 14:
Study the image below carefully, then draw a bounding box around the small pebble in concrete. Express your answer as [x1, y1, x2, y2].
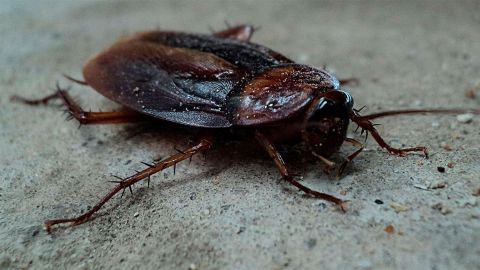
[374, 199, 384, 205]
[390, 202, 409, 213]
[384, 224, 395, 234]
[456, 113, 474, 123]
[437, 166, 446, 173]
[429, 180, 446, 189]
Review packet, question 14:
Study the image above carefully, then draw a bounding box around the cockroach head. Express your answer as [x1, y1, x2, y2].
[303, 90, 353, 157]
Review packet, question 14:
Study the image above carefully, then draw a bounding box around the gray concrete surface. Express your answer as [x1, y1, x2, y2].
[1, 1, 479, 269]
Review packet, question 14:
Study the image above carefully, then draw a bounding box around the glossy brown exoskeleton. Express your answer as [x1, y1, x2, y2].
[12, 25, 479, 232]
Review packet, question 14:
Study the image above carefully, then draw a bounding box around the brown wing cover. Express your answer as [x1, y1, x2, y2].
[230, 65, 340, 126]
[83, 34, 241, 127]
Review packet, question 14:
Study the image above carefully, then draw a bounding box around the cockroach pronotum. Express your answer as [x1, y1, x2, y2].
[12, 24, 480, 233]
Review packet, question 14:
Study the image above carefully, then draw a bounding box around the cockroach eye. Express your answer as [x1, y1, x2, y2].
[308, 90, 354, 121]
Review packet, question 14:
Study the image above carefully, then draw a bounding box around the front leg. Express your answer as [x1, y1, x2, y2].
[255, 131, 347, 210]
[350, 111, 428, 157]
[338, 138, 365, 176]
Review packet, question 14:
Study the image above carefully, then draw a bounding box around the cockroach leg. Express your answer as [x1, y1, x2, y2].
[350, 111, 428, 157]
[310, 152, 336, 175]
[255, 131, 347, 210]
[212, 24, 256, 42]
[351, 108, 480, 157]
[140, 161, 155, 168]
[12, 86, 143, 125]
[109, 175, 130, 197]
[63, 74, 88, 85]
[311, 151, 336, 167]
[339, 77, 360, 87]
[338, 138, 364, 176]
[44, 137, 214, 233]
[311, 152, 336, 168]
[11, 91, 61, 105]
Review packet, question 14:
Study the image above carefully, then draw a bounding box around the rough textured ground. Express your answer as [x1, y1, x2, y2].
[1, 1, 479, 269]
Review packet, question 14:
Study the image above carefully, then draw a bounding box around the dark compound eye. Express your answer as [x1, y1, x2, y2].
[308, 90, 354, 121]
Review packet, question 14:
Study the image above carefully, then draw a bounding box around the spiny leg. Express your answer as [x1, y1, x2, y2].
[255, 131, 347, 210]
[44, 137, 214, 233]
[350, 111, 428, 157]
[350, 107, 480, 156]
[338, 138, 364, 176]
[11, 91, 60, 105]
[11, 86, 143, 124]
[212, 24, 256, 42]
[338, 78, 360, 87]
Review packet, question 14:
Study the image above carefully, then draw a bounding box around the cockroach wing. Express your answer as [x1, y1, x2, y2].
[83, 38, 245, 127]
[229, 64, 340, 125]
[134, 31, 293, 69]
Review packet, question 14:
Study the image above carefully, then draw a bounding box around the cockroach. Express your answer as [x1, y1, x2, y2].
[12, 24, 479, 232]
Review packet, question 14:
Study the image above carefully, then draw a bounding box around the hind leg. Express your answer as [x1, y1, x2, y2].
[11, 86, 144, 124]
[44, 136, 214, 232]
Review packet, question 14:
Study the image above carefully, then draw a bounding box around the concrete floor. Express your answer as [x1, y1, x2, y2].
[1, 1, 479, 269]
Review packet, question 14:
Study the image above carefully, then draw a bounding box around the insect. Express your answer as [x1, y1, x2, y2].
[12, 24, 479, 232]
